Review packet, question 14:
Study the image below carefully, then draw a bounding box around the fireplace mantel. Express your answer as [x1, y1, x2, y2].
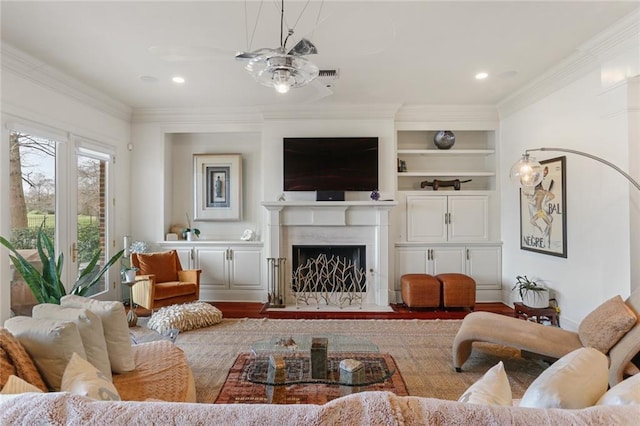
[262, 200, 397, 306]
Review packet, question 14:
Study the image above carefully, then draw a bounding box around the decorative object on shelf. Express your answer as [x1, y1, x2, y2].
[278, 193, 286, 202]
[241, 229, 255, 241]
[512, 275, 550, 309]
[181, 212, 201, 241]
[370, 189, 380, 201]
[517, 156, 566, 258]
[397, 159, 407, 172]
[420, 179, 472, 191]
[433, 130, 456, 150]
[165, 233, 178, 241]
[194, 154, 242, 221]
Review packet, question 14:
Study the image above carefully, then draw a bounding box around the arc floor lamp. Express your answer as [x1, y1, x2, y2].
[510, 147, 640, 191]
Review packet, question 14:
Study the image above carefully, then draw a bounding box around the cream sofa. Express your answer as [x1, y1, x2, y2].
[2, 390, 639, 425]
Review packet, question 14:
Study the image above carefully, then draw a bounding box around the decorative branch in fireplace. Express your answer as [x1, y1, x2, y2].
[291, 253, 367, 309]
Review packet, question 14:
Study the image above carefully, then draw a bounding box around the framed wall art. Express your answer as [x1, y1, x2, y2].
[194, 154, 242, 221]
[519, 156, 567, 258]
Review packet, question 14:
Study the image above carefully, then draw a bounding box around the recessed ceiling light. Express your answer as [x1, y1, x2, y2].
[172, 76, 186, 84]
[475, 72, 489, 80]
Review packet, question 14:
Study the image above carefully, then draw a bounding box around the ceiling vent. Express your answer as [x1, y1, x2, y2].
[318, 69, 339, 81]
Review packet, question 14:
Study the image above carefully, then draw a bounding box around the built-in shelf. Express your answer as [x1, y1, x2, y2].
[397, 149, 495, 156]
[398, 172, 496, 177]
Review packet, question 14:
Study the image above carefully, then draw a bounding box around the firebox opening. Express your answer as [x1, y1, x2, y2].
[292, 245, 367, 291]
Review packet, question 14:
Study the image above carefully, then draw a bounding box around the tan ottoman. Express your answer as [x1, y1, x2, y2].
[436, 273, 476, 310]
[400, 274, 441, 309]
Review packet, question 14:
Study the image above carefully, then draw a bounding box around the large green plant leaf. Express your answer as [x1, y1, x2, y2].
[1, 226, 124, 304]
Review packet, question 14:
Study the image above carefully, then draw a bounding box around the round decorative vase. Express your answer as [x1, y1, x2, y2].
[370, 189, 380, 201]
[522, 290, 550, 309]
[186, 231, 193, 241]
[433, 130, 456, 150]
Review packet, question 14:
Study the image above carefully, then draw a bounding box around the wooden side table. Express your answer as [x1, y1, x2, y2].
[514, 302, 560, 327]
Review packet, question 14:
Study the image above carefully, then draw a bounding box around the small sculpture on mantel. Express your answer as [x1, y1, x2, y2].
[420, 179, 472, 191]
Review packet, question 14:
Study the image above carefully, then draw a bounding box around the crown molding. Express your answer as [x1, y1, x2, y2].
[498, 9, 640, 119]
[131, 107, 263, 125]
[260, 104, 401, 121]
[395, 105, 499, 125]
[1, 43, 132, 122]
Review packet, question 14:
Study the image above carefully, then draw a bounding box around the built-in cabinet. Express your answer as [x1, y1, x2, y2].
[395, 244, 502, 290]
[157, 241, 265, 302]
[407, 195, 488, 242]
[394, 124, 502, 302]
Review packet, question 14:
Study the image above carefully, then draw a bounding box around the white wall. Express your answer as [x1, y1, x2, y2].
[499, 69, 636, 330]
[0, 67, 132, 323]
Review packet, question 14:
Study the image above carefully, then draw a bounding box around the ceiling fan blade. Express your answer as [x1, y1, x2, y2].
[235, 47, 277, 61]
[287, 38, 318, 56]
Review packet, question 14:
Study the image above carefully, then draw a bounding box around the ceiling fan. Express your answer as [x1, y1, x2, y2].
[235, 0, 320, 94]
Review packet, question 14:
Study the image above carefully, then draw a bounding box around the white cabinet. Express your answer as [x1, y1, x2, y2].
[396, 244, 501, 291]
[156, 242, 264, 301]
[407, 195, 488, 242]
[196, 246, 262, 290]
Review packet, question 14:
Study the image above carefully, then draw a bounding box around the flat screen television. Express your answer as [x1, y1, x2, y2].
[283, 137, 379, 191]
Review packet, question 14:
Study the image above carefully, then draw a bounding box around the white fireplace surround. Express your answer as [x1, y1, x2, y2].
[262, 201, 397, 307]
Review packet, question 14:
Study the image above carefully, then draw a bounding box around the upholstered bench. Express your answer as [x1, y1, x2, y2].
[436, 273, 476, 310]
[401, 274, 441, 309]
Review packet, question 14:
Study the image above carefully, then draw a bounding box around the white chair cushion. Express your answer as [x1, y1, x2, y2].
[61, 352, 121, 401]
[33, 303, 112, 380]
[1, 375, 44, 394]
[458, 361, 512, 406]
[4, 316, 87, 391]
[520, 347, 609, 408]
[60, 295, 135, 373]
[597, 373, 640, 405]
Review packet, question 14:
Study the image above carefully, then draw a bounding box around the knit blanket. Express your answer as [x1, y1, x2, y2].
[2, 391, 639, 425]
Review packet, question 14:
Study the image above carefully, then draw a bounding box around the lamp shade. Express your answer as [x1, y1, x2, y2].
[509, 154, 543, 187]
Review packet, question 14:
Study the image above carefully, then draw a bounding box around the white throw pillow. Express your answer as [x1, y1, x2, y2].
[60, 295, 135, 373]
[4, 316, 87, 391]
[520, 347, 609, 409]
[597, 373, 640, 405]
[61, 352, 121, 401]
[458, 361, 512, 406]
[33, 304, 112, 380]
[0, 375, 44, 394]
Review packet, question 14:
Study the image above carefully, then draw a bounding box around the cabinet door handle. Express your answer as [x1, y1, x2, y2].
[448, 212, 452, 224]
[444, 213, 448, 225]
[466, 249, 470, 260]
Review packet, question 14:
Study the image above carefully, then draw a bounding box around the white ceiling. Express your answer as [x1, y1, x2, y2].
[2, 1, 638, 110]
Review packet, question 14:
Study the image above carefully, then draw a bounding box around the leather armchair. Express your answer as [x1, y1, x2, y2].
[130, 250, 201, 311]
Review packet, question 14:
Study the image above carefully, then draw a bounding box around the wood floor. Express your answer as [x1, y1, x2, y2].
[133, 301, 514, 320]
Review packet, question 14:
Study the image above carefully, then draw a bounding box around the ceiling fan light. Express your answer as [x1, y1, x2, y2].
[273, 69, 292, 93]
[246, 53, 319, 92]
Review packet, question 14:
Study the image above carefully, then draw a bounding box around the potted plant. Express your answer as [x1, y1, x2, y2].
[0, 224, 124, 304]
[512, 275, 550, 308]
[121, 266, 139, 283]
[181, 212, 200, 241]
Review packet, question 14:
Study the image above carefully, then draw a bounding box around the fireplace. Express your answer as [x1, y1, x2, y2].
[292, 245, 367, 290]
[262, 200, 397, 307]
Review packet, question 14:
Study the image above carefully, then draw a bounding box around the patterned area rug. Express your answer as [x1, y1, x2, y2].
[130, 318, 548, 403]
[215, 352, 408, 404]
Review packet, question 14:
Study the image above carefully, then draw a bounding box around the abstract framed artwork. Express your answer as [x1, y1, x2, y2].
[194, 154, 242, 221]
[519, 156, 567, 258]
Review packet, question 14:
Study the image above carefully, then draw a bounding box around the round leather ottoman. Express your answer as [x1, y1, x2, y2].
[401, 274, 441, 308]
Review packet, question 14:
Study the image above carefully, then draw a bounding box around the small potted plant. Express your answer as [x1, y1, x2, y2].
[121, 266, 139, 283]
[512, 275, 550, 308]
[181, 213, 200, 241]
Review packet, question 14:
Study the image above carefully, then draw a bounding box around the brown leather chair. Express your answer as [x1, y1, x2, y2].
[130, 250, 201, 311]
